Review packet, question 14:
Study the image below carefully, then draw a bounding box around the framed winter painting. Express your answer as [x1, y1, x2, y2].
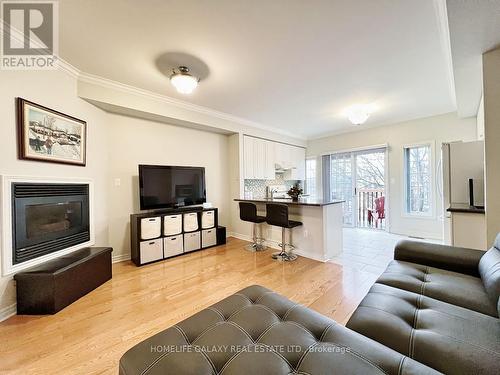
[16, 98, 87, 166]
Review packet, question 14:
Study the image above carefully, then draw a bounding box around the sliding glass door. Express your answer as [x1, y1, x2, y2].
[324, 147, 387, 229]
[330, 153, 354, 226]
[355, 149, 386, 229]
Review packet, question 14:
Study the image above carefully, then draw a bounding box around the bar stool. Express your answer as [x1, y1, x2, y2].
[239, 202, 267, 252]
[266, 203, 302, 261]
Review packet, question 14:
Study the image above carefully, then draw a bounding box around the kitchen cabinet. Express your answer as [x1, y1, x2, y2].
[243, 135, 305, 180]
[264, 140, 276, 179]
[284, 146, 306, 181]
[254, 137, 265, 179]
[243, 135, 255, 179]
[450, 211, 487, 250]
[275, 142, 291, 169]
[243, 136, 276, 180]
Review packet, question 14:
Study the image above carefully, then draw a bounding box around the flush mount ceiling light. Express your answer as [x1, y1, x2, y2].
[170, 66, 199, 94]
[343, 104, 377, 125]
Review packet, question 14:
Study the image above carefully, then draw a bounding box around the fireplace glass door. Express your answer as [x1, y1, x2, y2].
[25, 201, 83, 244]
[12, 183, 90, 264]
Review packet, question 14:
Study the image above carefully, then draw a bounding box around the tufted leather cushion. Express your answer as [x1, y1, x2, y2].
[376, 260, 498, 317]
[478, 234, 500, 310]
[119, 285, 439, 375]
[347, 283, 500, 375]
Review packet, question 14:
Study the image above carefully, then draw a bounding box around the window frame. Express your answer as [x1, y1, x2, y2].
[305, 156, 317, 196]
[402, 141, 435, 219]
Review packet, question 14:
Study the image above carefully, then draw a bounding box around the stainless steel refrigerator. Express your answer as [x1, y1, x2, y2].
[439, 141, 484, 245]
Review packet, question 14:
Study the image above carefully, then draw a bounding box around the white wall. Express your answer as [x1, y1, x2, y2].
[307, 112, 477, 239]
[228, 134, 244, 236]
[483, 48, 500, 246]
[0, 66, 303, 320]
[476, 95, 485, 140]
[106, 113, 230, 260]
[0, 69, 110, 315]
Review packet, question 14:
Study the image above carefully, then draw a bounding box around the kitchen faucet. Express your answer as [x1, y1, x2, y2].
[266, 186, 279, 199]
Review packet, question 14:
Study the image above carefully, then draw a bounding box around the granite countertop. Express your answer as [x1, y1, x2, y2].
[234, 197, 344, 207]
[447, 203, 485, 214]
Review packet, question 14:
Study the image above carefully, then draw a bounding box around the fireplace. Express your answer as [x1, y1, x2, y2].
[12, 183, 90, 265]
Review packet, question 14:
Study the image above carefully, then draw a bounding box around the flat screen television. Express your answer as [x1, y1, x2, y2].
[139, 165, 206, 210]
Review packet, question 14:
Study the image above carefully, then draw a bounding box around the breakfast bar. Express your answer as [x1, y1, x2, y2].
[234, 198, 344, 261]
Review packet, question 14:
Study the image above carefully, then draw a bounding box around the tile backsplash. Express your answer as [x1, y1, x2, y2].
[244, 174, 300, 199]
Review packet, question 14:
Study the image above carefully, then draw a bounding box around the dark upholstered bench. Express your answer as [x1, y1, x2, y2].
[119, 285, 438, 375]
[14, 247, 112, 314]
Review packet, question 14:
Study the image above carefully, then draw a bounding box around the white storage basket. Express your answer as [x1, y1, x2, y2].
[201, 210, 215, 229]
[163, 214, 182, 236]
[140, 217, 161, 240]
[163, 235, 184, 257]
[202, 228, 216, 248]
[183, 212, 199, 232]
[140, 239, 163, 264]
[184, 231, 201, 252]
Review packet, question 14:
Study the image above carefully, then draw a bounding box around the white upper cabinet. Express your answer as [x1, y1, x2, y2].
[255, 138, 266, 179]
[243, 135, 304, 180]
[264, 140, 276, 180]
[243, 136, 276, 180]
[243, 136, 255, 179]
[284, 146, 306, 181]
[274, 142, 291, 169]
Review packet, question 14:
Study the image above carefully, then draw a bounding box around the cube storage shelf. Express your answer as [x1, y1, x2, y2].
[131, 207, 225, 266]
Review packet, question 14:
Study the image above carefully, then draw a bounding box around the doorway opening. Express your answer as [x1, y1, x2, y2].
[326, 147, 387, 230]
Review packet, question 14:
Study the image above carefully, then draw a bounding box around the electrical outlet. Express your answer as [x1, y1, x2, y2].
[114, 178, 121, 187]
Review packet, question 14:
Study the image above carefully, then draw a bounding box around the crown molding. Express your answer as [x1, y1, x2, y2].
[1, 19, 80, 78]
[308, 110, 459, 141]
[77, 71, 306, 140]
[432, 0, 457, 108]
[1, 16, 304, 140]
[57, 57, 81, 78]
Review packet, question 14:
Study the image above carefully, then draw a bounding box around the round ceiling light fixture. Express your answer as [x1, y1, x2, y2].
[343, 104, 377, 125]
[170, 66, 199, 94]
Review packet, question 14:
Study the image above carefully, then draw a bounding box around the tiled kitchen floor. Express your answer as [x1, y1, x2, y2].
[330, 228, 441, 276]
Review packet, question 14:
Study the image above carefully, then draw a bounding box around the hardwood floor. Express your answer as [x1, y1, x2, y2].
[0, 237, 380, 375]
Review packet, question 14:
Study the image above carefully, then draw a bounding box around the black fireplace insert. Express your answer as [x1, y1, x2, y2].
[12, 183, 90, 264]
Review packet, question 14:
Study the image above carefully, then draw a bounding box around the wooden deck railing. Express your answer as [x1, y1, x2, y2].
[357, 188, 385, 229]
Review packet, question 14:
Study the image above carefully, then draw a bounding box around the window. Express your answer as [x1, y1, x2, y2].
[329, 153, 353, 225]
[404, 144, 432, 215]
[305, 158, 317, 196]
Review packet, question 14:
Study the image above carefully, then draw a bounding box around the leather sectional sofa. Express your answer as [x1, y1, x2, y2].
[120, 235, 500, 374]
[347, 236, 500, 374]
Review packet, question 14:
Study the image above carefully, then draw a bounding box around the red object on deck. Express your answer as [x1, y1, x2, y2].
[368, 196, 385, 228]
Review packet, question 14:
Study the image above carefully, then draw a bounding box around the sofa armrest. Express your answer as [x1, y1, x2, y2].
[394, 240, 483, 277]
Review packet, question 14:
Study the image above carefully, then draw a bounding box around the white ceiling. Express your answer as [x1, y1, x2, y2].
[446, 0, 500, 118]
[59, 0, 457, 139]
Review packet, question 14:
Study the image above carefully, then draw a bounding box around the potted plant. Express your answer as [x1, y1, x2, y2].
[287, 183, 303, 201]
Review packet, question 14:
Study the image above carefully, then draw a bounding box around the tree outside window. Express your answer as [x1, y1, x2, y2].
[305, 158, 317, 196]
[404, 145, 432, 215]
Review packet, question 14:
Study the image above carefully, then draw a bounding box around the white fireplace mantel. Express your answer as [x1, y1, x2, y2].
[0, 175, 95, 276]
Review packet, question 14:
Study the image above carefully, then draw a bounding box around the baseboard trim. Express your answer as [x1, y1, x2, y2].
[228, 232, 328, 262]
[227, 232, 251, 241]
[112, 254, 130, 263]
[388, 229, 442, 241]
[0, 303, 16, 322]
[0, 255, 129, 322]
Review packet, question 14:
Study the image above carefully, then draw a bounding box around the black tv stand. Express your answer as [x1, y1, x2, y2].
[143, 205, 205, 215]
[173, 206, 204, 212]
[130, 206, 226, 266]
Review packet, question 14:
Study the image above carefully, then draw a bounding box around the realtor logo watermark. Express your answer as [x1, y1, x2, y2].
[1, 0, 58, 69]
